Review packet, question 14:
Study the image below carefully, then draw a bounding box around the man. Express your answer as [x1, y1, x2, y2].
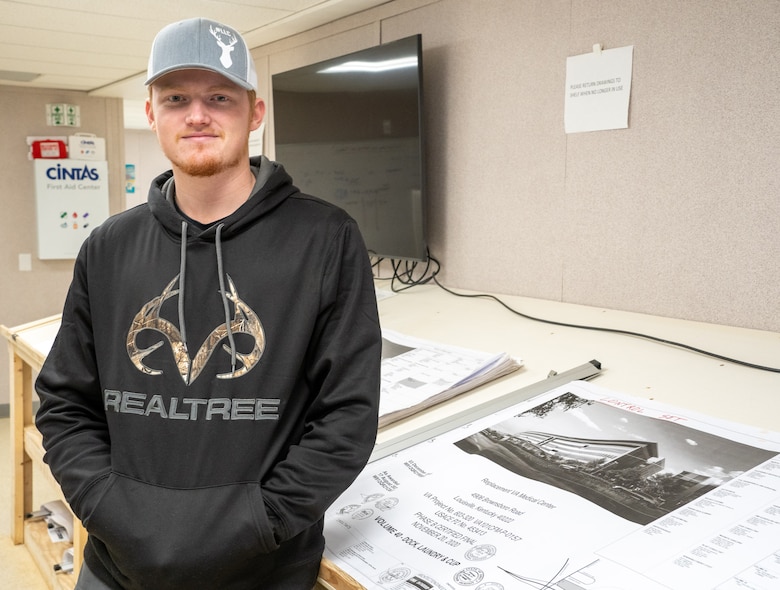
[35, 17, 382, 590]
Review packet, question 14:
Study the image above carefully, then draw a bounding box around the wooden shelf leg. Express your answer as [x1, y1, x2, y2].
[10, 350, 34, 544]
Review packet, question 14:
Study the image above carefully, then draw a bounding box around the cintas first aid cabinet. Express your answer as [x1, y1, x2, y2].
[33, 159, 110, 260]
[32, 134, 110, 260]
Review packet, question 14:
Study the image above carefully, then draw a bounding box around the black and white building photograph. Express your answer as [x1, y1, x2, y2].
[454, 392, 778, 525]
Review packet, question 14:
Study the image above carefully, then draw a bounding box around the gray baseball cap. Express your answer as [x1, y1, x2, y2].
[146, 18, 258, 91]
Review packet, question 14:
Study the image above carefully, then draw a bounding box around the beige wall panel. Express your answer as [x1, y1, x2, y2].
[561, 0, 780, 328]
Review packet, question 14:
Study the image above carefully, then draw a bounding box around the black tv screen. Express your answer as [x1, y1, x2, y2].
[272, 34, 426, 261]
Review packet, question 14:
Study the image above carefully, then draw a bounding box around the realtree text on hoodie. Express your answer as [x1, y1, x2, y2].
[35, 156, 382, 589]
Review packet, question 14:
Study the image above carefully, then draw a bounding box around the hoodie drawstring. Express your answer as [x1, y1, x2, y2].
[178, 221, 188, 352]
[215, 223, 238, 375]
[178, 221, 238, 379]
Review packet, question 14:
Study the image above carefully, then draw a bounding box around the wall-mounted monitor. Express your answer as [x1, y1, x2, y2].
[272, 34, 426, 261]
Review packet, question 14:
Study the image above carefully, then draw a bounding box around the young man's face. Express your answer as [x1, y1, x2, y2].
[146, 69, 264, 177]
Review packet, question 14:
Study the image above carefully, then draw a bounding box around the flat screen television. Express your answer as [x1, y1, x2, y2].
[272, 34, 426, 261]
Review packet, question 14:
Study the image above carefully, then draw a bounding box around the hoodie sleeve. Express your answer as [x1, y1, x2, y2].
[35, 242, 112, 522]
[261, 217, 382, 543]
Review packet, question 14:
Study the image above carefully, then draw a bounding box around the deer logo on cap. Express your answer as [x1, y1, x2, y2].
[209, 25, 238, 68]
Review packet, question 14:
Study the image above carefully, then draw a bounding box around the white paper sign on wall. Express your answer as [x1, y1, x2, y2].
[564, 45, 634, 134]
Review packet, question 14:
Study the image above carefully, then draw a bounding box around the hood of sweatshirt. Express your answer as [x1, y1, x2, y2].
[147, 155, 298, 243]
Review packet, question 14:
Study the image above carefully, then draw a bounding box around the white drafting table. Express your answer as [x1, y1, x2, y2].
[374, 284, 780, 457]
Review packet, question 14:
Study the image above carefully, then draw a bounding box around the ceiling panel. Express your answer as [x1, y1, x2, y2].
[0, 0, 391, 103]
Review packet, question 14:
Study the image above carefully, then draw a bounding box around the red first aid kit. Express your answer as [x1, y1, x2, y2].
[31, 139, 68, 159]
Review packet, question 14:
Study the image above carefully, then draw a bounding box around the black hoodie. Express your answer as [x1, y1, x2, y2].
[35, 156, 382, 589]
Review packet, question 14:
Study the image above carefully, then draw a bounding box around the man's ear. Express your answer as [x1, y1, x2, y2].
[146, 99, 156, 131]
[250, 98, 266, 131]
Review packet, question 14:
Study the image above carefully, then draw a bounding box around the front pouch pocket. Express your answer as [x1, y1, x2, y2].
[84, 473, 277, 589]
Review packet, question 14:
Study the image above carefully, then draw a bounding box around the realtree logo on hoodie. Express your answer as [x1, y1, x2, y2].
[126, 274, 265, 385]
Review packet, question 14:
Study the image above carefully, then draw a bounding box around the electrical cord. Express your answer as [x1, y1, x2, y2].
[372, 251, 780, 374]
[371, 251, 441, 292]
